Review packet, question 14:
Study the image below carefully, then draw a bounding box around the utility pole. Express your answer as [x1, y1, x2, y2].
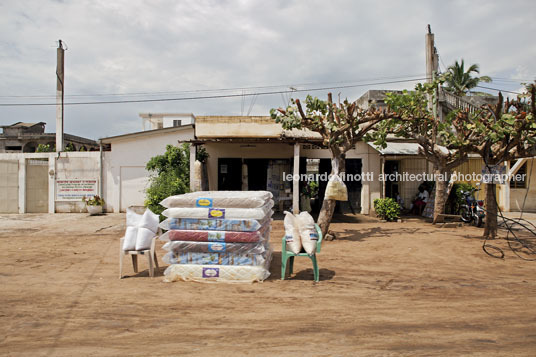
[56, 40, 65, 152]
[425, 25, 440, 118]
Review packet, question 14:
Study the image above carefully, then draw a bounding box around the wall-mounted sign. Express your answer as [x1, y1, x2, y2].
[56, 179, 98, 201]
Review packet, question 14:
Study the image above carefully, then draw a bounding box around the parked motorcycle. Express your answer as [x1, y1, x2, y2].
[460, 186, 485, 227]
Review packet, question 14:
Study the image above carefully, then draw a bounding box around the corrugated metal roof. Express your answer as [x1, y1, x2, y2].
[281, 128, 323, 140]
[369, 142, 422, 155]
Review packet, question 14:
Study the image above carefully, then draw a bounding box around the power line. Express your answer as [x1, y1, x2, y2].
[475, 85, 523, 95]
[0, 77, 427, 107]
[0, 74, 427, 100]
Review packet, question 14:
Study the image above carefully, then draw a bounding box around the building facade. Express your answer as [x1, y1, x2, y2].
[0, 122, 99, 153]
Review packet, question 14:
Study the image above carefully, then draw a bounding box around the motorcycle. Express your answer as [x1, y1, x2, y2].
[459, 186, 485, 227]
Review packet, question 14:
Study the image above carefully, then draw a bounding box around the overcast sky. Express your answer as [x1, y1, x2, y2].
[1, 0, 535, 140]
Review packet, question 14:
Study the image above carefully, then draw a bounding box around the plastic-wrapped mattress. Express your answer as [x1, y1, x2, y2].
[160, 191, 273, 209]
[162, 200, 274, 220]
[160, 216, 271, 232]
[163, 240, 268, 254]
[160, 223, 270, 243]
[164, 264, 271, 283]
[163, 251, 272, 283]
[163, 251, 267, 266]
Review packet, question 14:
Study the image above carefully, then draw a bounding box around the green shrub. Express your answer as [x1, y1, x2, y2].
[373, 197, 401, 221]
[144, 144, 191, 218]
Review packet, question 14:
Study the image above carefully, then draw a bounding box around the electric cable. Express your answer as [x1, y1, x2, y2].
[0, 77, 428, 107]
[475, 85, 523, 95]
[0, 73, 427, 100]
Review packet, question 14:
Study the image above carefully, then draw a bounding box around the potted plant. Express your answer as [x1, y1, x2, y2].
[82, 195, 105, 215]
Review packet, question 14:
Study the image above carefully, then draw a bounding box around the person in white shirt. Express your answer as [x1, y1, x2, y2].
[412, 186, 429, 215]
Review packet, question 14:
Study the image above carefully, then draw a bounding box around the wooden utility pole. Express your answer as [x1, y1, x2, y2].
[56, 40, 65, 152]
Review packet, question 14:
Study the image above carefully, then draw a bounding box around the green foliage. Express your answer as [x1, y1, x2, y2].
[302, 181, 319, 198]
[444, 59, 491, 96]
[82, 195, 105, 206]
[36, 144, 54, 152]
[373, 198, 401, 222]
[145, 144, 191, 217]
[452, 83, 536, 162]
[373, 75, 470, 166]
[196, 145, 209, 163]
[270, 93, 388, 150]
[64, 143, 76, 152]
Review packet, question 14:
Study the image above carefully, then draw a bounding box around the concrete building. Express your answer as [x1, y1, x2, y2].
[100, 112, 431, 214]
[0, 122, 99, 153]
[2, 91, 533, 214]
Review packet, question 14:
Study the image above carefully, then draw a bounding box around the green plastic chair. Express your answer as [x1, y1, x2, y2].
[281, 224, 323, 282]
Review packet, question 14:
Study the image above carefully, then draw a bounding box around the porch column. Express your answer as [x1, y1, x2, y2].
[189, 143, 196, 191]
[293, 143, 300, 214]
[502, 160, 510, 212]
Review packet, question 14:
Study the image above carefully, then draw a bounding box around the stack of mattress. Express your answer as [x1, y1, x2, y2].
[159, 191, 274, 283]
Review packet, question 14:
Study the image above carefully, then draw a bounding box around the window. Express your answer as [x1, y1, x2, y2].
[173, 120, 182, 127]
[510, 162, 527, 189]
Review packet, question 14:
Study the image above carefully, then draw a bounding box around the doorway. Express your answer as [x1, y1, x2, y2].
[384, 160, 400, 199]
[244, 159, 268, 191]
[218, 158, 242, 191]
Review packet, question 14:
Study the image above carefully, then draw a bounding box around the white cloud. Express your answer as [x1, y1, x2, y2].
[0, 0, 534, 139]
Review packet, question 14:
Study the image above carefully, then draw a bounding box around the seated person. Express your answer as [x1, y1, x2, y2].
[411, 186, 429, 215]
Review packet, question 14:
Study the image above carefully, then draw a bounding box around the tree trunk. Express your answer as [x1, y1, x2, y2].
[483, 183, 498, 238]
[432, 168, 451, 224]
[317, 198, 337, 238]
[317, 156, 345, 238]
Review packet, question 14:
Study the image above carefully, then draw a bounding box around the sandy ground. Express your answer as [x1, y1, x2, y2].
[1, 213, 536, 356]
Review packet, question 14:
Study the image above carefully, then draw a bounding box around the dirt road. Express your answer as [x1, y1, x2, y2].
[1, 213, 535, 356]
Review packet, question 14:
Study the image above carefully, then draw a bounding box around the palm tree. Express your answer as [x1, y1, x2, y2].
[444, 59, 492, 96]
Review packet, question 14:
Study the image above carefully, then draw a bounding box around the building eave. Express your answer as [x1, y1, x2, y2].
[99, 124, 194, 144]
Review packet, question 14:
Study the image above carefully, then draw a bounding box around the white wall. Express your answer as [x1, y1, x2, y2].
[0, 152, 104, 213]
[104, 127, 194, 212]
[510, 158, 536, 212]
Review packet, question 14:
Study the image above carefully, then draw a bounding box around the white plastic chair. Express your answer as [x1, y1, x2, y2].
[119, 230, 161, 279]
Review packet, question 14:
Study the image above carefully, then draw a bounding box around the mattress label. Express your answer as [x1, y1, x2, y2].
[208, 231, 225, 242]
[285, 234, 293, 242]
[196, 198, 213, 207]
[202, 267, 220, 278]
[208, 208, 225, 219]
[208, 243, 226, 252]
[309, 232, 319, 241]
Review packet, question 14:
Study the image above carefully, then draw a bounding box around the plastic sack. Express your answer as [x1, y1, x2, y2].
[162, 200, 274, 220]
[296, 211, 319, 256]
[283, 211, 302, 254]
[325, 174, 348, 201]
[159, 216, 272, 232]
[122, 208, 159, 251]
[162, 240, 267, 255]
[160, 191, 273, 209]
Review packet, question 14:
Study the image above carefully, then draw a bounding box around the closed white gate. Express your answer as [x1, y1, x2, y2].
[0, 160, 19, 213]
[26, 159, 49, 213]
